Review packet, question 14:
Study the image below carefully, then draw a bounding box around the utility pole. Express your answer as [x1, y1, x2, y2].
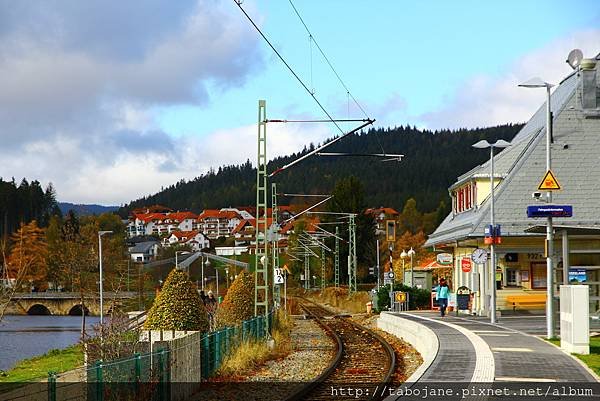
[376, 239, 380, 289]
[348, 215, 357, 293]
[254, 100, 269, 333]
[321, 245, 326, 290]
[334, 226, 340, 288]
[304, 253, 310, 290]
[271, 182, 281, 308]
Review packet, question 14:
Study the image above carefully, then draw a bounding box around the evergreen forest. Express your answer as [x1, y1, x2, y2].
[0, 178, 61, 237]
[120, 123, 523, 216]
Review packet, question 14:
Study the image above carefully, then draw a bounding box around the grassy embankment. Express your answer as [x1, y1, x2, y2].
[548, 337, 600, 376]
[0, 345, 83, 383]
[216, 310, 294, 377]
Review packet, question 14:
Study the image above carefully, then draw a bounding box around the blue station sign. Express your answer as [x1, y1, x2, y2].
[527, 205, 573, 218]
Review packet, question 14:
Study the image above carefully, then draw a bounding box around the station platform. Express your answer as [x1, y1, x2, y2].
[378, 311, 597, 385]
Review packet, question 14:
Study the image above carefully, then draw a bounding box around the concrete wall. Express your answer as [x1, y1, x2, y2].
[377, 312, 438, 383]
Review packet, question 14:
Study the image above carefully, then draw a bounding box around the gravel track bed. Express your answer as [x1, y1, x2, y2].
[248, 318, 336, 382]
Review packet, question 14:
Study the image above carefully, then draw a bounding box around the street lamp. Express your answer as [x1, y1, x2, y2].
[98, 231, 113, 331]
[175, 251, 189, 274]
[407, 247, 416, 287]
[473, 138, 511, 324]
[203, 258, 211, 291]
[225, 267, 230, 288]
[519, 77, 555, 339]
[400, 250, 407, 285]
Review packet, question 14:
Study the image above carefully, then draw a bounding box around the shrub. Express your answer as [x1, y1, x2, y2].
[215, 270, 255, 328]
[375, 283, 431, 311]
[144, 269, 209, 332]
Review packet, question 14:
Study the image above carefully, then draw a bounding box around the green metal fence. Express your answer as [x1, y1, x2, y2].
[201, 312, 274, 379]
[46, 311, 275, 400]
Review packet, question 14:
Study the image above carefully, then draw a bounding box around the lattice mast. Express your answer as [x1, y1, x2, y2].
[348, 214, 357, 293]
[334, 226, 340, 288]
[255, 100, 269, 326]
[271, 182, 281, 307]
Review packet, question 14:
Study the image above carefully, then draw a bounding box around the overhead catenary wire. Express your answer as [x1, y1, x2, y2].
[287, 0, 370, 119]
[233, 0, 347, 137]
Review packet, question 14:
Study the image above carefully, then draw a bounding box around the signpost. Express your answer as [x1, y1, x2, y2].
[461, 258, 472, 273]
[456, 286, 471, 314]
[526, 205, 573, 218]
[274, 268, 284, 285]
[537, 170, 561, 191]
[436, 253, 453, 265]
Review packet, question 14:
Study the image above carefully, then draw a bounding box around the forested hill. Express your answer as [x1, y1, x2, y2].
[0, 178, 60, 236]
[119, 123, 523, 216]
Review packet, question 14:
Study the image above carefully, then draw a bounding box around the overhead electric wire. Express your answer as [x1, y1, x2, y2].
[287, 0, 370, 119]
[287, 0, 387, 155]
[233, 0, 346, 137]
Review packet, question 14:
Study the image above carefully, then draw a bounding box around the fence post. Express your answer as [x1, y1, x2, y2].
[157, 348, 169, 401]
[242, 320, 248, 342]
[214, 331, 221, 372]
[201, 335, 209, 379]
[47, 371, 56, 401]
[134, 352, 141, 395]
[95, 361, 103, 401]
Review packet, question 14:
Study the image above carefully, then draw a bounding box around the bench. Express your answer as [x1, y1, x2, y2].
[505, 294, 546, 312]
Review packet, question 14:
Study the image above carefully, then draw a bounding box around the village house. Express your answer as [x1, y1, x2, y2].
[196, 209, 245, 239]
[163, 230, 210, 251]
[127, 210, 198, 238]
[425, 52, 600, 315]
[366, 207, 400, 234]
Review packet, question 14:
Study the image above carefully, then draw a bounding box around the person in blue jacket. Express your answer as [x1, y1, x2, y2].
[435, 278, 450, 317]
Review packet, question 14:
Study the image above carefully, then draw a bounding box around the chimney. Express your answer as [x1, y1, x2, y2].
[580, 57, 598, 109]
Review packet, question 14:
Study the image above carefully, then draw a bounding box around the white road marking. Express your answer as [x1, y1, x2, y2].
[496, 376, 556, 382]
[492, 347, 533, 352]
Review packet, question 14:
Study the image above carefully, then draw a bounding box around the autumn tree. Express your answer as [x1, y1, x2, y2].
[7, 221, 48, 289]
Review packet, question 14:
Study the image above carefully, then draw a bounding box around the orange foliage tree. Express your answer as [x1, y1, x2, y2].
[7, 220, 48, 289]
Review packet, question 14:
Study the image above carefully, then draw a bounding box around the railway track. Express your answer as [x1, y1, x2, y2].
[286, 298, 396, 401]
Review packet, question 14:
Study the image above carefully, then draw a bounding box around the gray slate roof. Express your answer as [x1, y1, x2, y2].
[129, 241, 159, 253]
[426, 67, 600, 247]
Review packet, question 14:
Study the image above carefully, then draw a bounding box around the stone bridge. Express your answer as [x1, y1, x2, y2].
[5, 292, 137, 316]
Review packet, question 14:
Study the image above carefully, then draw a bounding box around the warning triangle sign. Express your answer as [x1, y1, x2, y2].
[537, 170, 561, 190]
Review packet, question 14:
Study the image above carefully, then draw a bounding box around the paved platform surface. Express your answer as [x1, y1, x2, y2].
[399, 314, 476, 382]
[396, 311, 597, 382]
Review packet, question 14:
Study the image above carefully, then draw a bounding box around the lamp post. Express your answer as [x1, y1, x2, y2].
[225, 267, 230, 288]
[98, 231, 113, 333]
[472, 139, 511, 324]
[175, 251, 189, 275]
[408, 247, 416, 287]
[203, 258, 211, 291]
[400, 250, 407, 284]
[519, 77, 555, 339]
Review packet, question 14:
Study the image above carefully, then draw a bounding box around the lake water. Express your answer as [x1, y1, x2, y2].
[0, 315, 100, 371]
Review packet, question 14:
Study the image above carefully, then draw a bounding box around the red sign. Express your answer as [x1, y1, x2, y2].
[461, 258, 472, 273]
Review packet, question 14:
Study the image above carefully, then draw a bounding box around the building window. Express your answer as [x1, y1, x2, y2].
[531, 262, 546, 289]
[452, 182, 476, 214]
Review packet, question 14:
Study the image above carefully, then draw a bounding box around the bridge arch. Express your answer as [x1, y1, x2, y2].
[27, 304, 52, 315]
[68, 304, 90, 316]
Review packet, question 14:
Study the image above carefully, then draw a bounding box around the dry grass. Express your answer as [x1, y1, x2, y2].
[216, 310, 294, 377]
[306, 287, 371, 313]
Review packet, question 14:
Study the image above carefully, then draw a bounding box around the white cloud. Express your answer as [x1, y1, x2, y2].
[0, 0, 267, 204]
[420, 29, 600, 129]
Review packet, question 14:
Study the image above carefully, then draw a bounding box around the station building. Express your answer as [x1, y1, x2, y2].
[425, 52, 600, 314]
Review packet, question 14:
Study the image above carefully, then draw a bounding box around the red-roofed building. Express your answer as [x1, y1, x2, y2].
[365, 207, 400, 234]
[164, 230, 210, 251]
[127, 210, 198, 238]
[197, 208, 246, 239]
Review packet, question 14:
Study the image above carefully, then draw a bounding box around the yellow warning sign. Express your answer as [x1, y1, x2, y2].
[537, 170, 561, 191]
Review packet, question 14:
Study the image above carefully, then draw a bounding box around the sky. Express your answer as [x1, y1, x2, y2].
[0, 0, 598, 205]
